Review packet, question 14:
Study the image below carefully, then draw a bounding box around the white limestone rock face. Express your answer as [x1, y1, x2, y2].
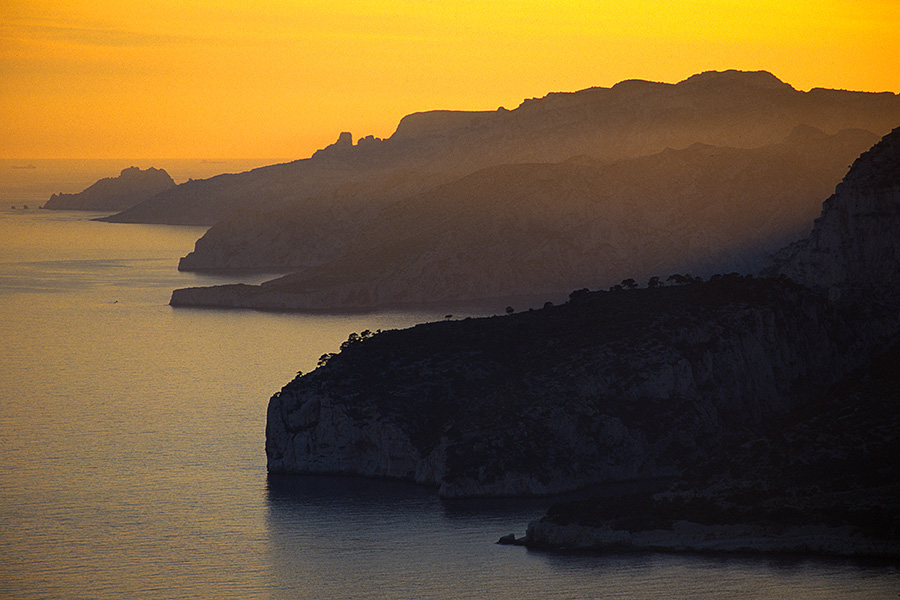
[265, 276, 858, 497]
[772, 126, 900, 301]
[266, 392, 447, 487]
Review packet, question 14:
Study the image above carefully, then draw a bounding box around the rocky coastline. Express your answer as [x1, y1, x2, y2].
[265, 275, 873, 497]
[41, 166, 175, 212]
[265, 127, 900, 557]
[510, 127, 900, 557]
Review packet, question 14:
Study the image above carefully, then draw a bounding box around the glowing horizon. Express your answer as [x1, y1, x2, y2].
[2, 0, 898, 159]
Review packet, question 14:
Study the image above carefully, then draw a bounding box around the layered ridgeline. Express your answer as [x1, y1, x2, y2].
[169, 70, 900, 312]
[106, 70, 900, 227]
[266, 128, 900, 555]
[171, 126, 876, 310]
[42, 167, 175, 211]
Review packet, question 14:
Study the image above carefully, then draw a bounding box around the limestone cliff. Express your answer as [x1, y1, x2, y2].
[265, 127, 900, 555]
[266, 277, 861, 497]
[41, 167, 175, 211]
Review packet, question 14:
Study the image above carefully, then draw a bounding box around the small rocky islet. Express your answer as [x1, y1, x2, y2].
[266, 127, 900, 557]
[167, 70, 900, 311]
[41, 166, 175, 212]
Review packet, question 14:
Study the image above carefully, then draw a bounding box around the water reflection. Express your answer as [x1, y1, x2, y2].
[264, 474, 550, 600]
[265, 474, 900, 600]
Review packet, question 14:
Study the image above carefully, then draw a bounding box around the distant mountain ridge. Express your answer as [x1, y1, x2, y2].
[104, 70, 900, 226]
[170, 126, 879, 311]
[42, 166, 175, 212]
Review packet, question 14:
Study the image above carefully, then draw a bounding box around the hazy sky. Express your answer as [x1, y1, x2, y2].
[2, 0, 898, 159]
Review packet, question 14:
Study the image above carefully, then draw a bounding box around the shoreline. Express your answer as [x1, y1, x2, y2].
[518, 519, 900, 559]
[170, 284, 569, 316]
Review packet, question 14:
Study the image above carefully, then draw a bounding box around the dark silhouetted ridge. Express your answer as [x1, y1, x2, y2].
[103, 70, 900, 225]
[42, 166, 175, 212]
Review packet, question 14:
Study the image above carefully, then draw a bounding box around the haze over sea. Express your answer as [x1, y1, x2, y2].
[1, 161, 898, 599]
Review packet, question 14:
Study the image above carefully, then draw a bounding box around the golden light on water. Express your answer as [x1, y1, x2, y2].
[2, 0, 898, 159]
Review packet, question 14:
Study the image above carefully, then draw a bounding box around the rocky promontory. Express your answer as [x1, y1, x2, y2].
[266, 275, 871, 498]
[266, 127, 900, 555]
[41, 166, 175, 211]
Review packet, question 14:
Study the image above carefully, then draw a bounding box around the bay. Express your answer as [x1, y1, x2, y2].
[0, 163, 898, 599]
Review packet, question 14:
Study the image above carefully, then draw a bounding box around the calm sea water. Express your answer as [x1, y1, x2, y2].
[1, 162, 898, 599]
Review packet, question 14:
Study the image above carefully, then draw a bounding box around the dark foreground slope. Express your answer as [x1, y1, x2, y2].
[522, 127, 900, 556]
[267, 276, 866, 497]
[267, 127, 900, 556]
[42, 167, 175, 211]
[525, 345, 900, 556]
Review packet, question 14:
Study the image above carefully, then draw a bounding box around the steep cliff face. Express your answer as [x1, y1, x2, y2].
[41, 167, 175, 211]
[266, 277, 858, 497]
[519, 127, 900, 554]
[772, 126, 900, 303]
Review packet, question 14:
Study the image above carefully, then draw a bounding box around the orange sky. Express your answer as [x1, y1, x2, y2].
[2, 0, 898, 159]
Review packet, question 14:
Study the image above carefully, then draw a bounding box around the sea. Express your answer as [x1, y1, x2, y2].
[1, 160, 898, 599]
